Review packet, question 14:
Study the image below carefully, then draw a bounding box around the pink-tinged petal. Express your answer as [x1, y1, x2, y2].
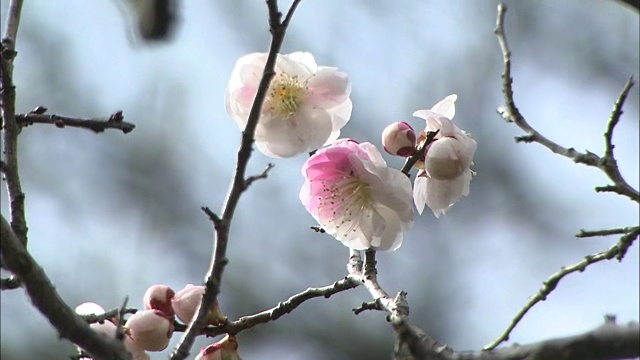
[307, 67, 351, 109]
[277, 53, 314, 79]
[300, 141, 413, 251]
[413, 174, 428, 215]
[425, 172, 470, 218]
[382, 122, 416, 157]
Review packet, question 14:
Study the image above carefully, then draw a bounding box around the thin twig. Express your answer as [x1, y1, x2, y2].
[0, 215, 132, 359]
[576, 226, 638, 238]
[495, 3, 639, 203]
[79, 307, 138, 324]
[16, 112, 136, 134]
[243, 163, 275, 189]
[169, 1, 302, 359]
[483, 227, 639, 350]
[400, 130, 439, 176]
[1, 0, 28, 247]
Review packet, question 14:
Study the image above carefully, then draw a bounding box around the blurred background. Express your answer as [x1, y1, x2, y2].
[1, 0, 638, 359]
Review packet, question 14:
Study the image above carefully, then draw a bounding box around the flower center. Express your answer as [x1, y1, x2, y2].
[267, 73, 307, 117]
[317, 174, 373, 237]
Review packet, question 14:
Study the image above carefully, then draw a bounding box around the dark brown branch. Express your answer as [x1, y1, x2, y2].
[615, 0, 640, 12]
[16, 112, 135, 134]
[494, 4, 638, 203]
[484, 227, 639, 350]
[400, 130, 439, 176]
[1, 0, 28, 247]
[0, 275, 21, 290]
[169, 1, 302, 359]
[243, 162, 275, 190]
[0, 215, 132, 360]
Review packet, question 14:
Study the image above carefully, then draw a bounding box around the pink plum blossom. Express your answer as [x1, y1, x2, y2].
[143, 284, 175, 317]
[195, 334, 242, 360]
[124, 309, 174, 351]
[171, 284, 227, 326]
[225, 52, 352, 158]
[412, 95, 476, 217]
[381, 121, 416, 157]
[300, 139, 413, 251]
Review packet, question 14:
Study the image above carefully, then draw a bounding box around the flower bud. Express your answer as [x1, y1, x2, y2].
[195, 335, 242, 360]
[125, 309, 174, 351]
[172, 284, 227, 326]
[382, 122, 416, 157]
[143, 284, 176, 317]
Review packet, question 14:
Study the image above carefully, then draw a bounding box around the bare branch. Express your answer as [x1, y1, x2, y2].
[576, 226, 638, 238]
[169, 1, 303, 359]
[0, 275, 20, 290]
[614, 0, 640, 12]
[243, 162, 275, 189]
[1, 0, 28, 247]
[484, 228, 639, 350]
[494, 4, 638, 203]
[16, 111, 136, 134]
[0, 215, 131, 360]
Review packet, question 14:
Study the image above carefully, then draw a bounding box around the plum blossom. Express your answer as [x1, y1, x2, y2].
[300, 139, 413, 251]
[124, 309, 174, 351]
[225, 52, 352, 158]
[195, 334, 242, 360]
[412, 95, 476, 217]
[171, 284, 227, 326]
[381, 121, 416, 157]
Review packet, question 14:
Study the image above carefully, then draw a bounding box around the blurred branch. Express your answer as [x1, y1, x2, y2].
[0, 215, 132, 360]
[577, 226, 639, 238]
[0, 275, 20, 290]
[80, 307, 138, 324]
[494, 4, 639, 203]
[1, 0, 29, 247]
[615, 0, 640, 12]
[484, 227, 639, 350]
[169, 1, 302, 359]
[16, 110, 136, 134]
[393, 319, 639, 360]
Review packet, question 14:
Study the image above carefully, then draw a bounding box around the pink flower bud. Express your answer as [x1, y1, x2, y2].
[172, 284, 227, 326]
[382, 122, 416, 157]
[125, 309, 174, 351]
[195, 335, 242, 360]
[143, 284, 176, 317]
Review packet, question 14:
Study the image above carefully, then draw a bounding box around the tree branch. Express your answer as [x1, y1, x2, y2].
[494, 3, 639, 203]
[576, 226, 639, 238]
[169, 1, 302, 359]
[0, 215, 132, 360]
[1, 0, 29, 247]
[16, 111, 136, 134]
[484, 227, 639, 350]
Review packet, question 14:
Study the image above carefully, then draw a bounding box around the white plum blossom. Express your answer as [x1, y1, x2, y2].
[412, 95, 477, 217]
[381, 121, 416, 157]
[225, 52, 352, 158]
[300, 139, 413, 251]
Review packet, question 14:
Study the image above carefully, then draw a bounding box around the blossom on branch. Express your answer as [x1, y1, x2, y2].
[124, 309, 174, 351]
[225, 52, 352, 158]
[412, 95, 476, 217]
[143, 284, 175, 317]
[300, 139, 413, 251]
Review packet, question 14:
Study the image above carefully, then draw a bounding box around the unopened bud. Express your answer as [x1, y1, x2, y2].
[125, 309, 174, 351]
[382, 122, 416, 157]
[195, 334, 242, 360]
[143, 284, 176, 317]
[172, 284, 227, 326]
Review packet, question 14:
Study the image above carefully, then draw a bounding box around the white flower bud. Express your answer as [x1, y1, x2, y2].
[382, 122, 416, 157]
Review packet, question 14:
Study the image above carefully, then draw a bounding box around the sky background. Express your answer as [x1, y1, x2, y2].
[1, 1, 639, 359]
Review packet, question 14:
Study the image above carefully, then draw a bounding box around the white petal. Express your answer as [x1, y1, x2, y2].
[430, 94, 457, 119]
[413, 175, 428, 215]
[307, 67, 351, 109]
[284, 52, 318, 73]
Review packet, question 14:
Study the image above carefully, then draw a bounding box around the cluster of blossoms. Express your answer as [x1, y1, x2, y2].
[226, 52, 476, 252]
[76, 284, 239, 360]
